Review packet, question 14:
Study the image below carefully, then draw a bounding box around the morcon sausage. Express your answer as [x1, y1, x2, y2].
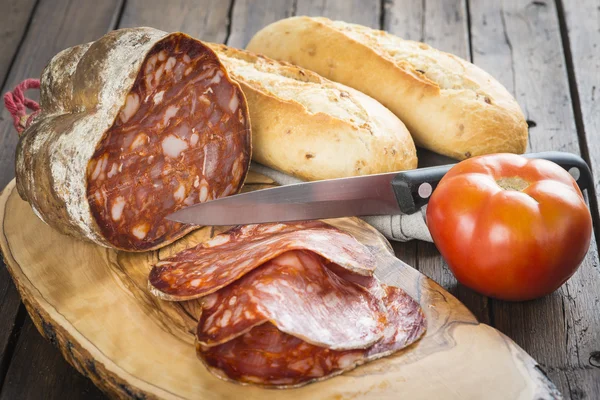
[15, 28, 251, 251]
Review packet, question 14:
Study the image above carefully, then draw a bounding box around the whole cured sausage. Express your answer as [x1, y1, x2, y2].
[149, 221, 377, 300]
[15, 28, 251, 251]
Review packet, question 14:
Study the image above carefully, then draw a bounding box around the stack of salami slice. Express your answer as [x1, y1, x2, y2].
[149, 221, 426, 388]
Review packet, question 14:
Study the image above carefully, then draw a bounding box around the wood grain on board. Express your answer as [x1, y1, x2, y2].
[0, 177, 559, 399]
[469, 0, 600, 397]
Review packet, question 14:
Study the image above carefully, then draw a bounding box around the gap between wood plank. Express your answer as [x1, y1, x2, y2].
[464, 0, 473, 62]
[0, 306, 26, 393]
[554, 0, 600, 248]
[111, 0, 128, 33]
[224, 0, 236, 45]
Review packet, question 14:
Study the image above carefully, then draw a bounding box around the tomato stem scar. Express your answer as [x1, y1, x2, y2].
[496, 177, 529, 191]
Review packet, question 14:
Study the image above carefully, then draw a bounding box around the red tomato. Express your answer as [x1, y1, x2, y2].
[426, 153, 592, 301]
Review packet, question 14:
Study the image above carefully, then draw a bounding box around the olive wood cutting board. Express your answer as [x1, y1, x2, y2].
[0, 173, 560, 399]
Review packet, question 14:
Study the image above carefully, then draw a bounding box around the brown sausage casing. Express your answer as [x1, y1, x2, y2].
[16, 28, 251, 251]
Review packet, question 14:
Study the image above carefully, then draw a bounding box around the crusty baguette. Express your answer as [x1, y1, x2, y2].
[209, 43, 417, 180]
[247, 16, 528, 160]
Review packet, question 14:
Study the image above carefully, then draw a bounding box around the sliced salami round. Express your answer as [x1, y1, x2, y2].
[199, 323, 364, 387]
[197, 250, 386, 350]
[149, 221, 377, 300]
[197, 285, 426, 388]
[15, 28, 251, 251]
[365, 285, 427, 358]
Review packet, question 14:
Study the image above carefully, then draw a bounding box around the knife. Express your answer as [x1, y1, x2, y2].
[166, 151, 592, 226]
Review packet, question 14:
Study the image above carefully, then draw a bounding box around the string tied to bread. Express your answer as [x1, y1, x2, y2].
[3, 79, 41, 134]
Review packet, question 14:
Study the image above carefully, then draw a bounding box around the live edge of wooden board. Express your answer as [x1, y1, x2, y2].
[0, 174, 560, 400]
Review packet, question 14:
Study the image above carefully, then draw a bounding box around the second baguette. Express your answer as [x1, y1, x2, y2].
[247, 16, 528, 160]
[209, 44, 417, 181]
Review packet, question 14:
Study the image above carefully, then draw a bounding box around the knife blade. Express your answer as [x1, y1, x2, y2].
[166, 151, 592, 226]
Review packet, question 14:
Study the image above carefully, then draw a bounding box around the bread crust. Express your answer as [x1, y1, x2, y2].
[210, 44, 417, 180]
[247, 16, 528, 160]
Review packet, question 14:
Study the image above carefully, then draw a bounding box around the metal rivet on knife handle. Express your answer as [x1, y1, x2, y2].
[418, 183, 433, 199]
[568, 167, 581, 182]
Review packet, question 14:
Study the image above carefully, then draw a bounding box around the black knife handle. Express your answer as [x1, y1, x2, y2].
[392, 151, 593, 214]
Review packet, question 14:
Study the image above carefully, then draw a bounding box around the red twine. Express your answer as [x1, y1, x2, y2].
[3, 78, 41, 134]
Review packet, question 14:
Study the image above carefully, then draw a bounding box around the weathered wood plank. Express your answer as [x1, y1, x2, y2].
[0, 269, 23, 389]
[560, 0, 600, 225]
[559, 0, 600, 390]
[385, 0, 490, 324]
[469, 0, 600, 397]
[0, 317, 105, 400]
[119, 0, 231, 43]
[382, 0, 422, 40]
[386, 0, 470, 56]
[0, 0, 30, 371]
[120, 0, 294, 49]
[0, 0, 123, 189]
[295, 0, 381, 28]
[228, 0, 295, 48]
[0, 0, 123, 396]
[0, 0, 37, 88]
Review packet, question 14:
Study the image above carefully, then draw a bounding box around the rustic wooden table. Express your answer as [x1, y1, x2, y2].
[0, 0, 598, 398]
